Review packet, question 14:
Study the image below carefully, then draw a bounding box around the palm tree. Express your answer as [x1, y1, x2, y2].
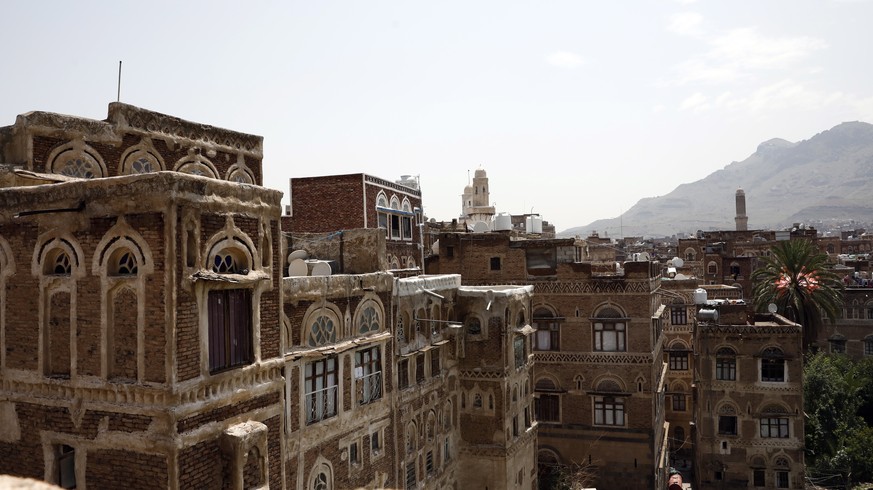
[751, 238, 844, 350]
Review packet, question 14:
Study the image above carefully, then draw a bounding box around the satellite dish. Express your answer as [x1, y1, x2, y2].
[672, 257, 684, 268]
[767, 303, 778, 314]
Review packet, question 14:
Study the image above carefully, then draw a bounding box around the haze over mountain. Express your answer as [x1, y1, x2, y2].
[560, 122, 873, 238]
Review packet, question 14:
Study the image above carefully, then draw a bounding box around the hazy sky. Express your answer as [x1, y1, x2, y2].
[3, 1, 873, 232]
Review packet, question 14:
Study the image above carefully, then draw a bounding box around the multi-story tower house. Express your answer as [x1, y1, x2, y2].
[694, 304, 804, 489]
[659, 278, 697, 478]
[0, 103, 285, 489]
[429, 232, 669, 490]
[286, 173, 424, 271]
[454, 284, 537, 489]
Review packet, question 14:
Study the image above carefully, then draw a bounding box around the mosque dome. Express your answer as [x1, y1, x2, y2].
[474, 168, 487, 178]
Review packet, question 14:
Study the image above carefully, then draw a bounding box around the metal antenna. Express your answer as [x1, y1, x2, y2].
[117, 61, 122, 102]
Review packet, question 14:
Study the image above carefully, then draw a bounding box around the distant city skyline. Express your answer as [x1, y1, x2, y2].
[2, 1, 872, 231]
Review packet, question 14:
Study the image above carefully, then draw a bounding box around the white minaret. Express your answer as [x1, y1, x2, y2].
[461, 167, 496, 225]
[735, 188, 748, 231]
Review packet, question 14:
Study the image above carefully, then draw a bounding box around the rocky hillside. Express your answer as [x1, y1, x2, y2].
[560, 121, 873, 238]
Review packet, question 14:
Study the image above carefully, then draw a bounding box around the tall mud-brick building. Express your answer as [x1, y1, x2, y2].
[0, 103, 284, 489]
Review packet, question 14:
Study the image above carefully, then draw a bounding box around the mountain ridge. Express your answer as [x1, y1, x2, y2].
[560, 121, 873, 238]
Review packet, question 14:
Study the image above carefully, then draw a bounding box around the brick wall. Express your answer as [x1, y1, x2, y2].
[177, 392, 280, 434]
[30, 133, 264, 185]
[178, 439, 223, 489]
[86, 449, 168, 489]
[112, 288, 138, 379]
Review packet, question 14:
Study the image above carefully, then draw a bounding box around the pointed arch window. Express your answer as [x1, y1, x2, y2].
[109, 249, 138, 276]
[46, 250, 72, 276]
[357, 304, 381, 334]
[774, 457, 790, 488]
[311, 462, 332, 490]
[309, 315, 337, 347]
[212, 249, 247, 274]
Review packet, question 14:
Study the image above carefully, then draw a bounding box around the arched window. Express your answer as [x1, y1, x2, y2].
[443, 401, 453, 430]
[717, 403, 738, 435]
[533, 307, 560, 351]
[774, 457, 791, 488]
[729, 261, 741, 278]
[535, 378, 560, 422]
[473, 393, 483, 409]
[131, 155, 157, 173]
[865, 335, 873, 356]
[406, 422, 416, 454]
[47, 140, 106, 178]
[593, 379, 625, 426]
[227, 168, 254, 184]
[356, 301, 382, 334]
[684, 248, 697, 262]
[670, 298, 687, 325]
[761, 347, 786, 382]
[212, 248, 247, 274]
[593, 307, 626, 352]
[829, 333, 847, 354]
[174, 154, 218, 179]
[426, 412, 436, 441]
[716, 347, 737, 381]
[760, 405, 790, 439]
[668, 340, 690, 371]
[707, 261, 718, 275]
[466, 316, 482, 336]
[310, 461, 333, 490]
[47, 250, 72, 276]
[309, 314, 337, 347]
[109, 249, 138, 276]
[376, 192, 389, 236]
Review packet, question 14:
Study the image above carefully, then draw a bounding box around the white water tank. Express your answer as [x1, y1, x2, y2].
[526, 215, 543, 234]
[531, 215, 543, 234]
[693, 288, 708, 305]
[698, 308, 719, 322]
[494, 213, 512, 231]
